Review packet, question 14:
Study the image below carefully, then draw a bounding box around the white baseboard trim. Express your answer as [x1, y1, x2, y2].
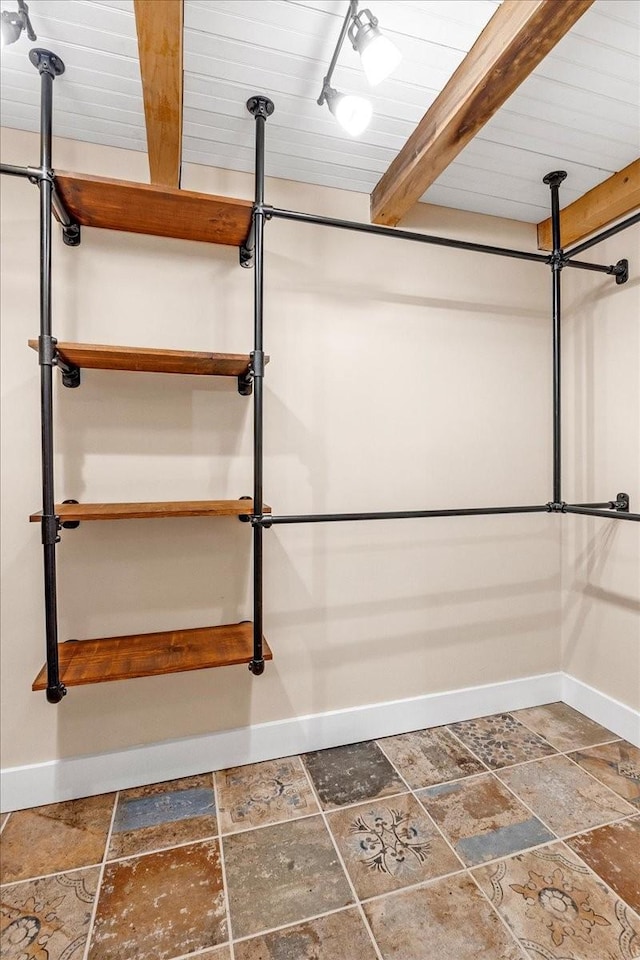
[2, 672, 562, 812]
[562, 674, 640, 748]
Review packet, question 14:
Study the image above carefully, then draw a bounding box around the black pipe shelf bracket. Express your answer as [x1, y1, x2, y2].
[2, 69, 638, 703]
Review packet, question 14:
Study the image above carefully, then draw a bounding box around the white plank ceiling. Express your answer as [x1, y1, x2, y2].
[1, 0, 638, 223]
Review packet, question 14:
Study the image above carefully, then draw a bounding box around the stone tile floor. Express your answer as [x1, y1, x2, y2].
[1, 702, 639, 960]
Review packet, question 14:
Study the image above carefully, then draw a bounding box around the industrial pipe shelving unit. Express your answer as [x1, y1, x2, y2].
[1, 56, 638, 703]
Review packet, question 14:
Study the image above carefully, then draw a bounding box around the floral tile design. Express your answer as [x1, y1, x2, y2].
[448, 714, 557, 769]
[326, 792, 461, 899]
[377, 726, 486, 789]
[473, 841, 640, 960]
[223, 815, 353, 939]
[567, 817, 640, 913]
[233, 908, 379, 960]
[107, 774, 217, 860]
[0, 866, 99, 960]
[216, 757, 319, 834]
[363, 872, 527, 960]
[569, 740, 640, 808]
[0, 795, 115, 884]
[302, 741, 406, 810]
[418, 773, 553, 867]
[498, 755, 636, 837]
[88, 840, 227, 960]
[512, 702, 617, 752]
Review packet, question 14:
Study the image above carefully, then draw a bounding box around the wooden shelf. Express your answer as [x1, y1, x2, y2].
[28, 340, 258, 378]
[29, 500, 270, 522]
[54, 171, 253, 246]
[33, 622, 272, 689]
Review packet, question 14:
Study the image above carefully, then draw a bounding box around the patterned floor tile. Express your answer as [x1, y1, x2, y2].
[88, 840, 226, 960]
[216, 757, 319, 833]
[107, 774, 217, 860]
[0, 795, 115, 884]
[302, 741, 406, 810]
[567, 817, 640, 913]
[498, 755, 636, 838]
[377, 726, 486, 789]
[0, 867, 99, 960]
[569, 740, 640, 808]
[473, 841, 640, 960]
[223, 815, 353, 939]
[234, 908, 379, 960]
[448, 714, 557, 769]
[512, 702, 616, 752]
[418, 773, 553, 867]
[326, 792, 461, 899]
[363, 872, 527, 960]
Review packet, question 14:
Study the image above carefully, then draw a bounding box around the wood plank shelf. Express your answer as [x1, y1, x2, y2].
[29, 500, 271, 522]
[54, 171, 253, 246]
[32, 622, 272, 689]
[28, 340, 258, 378]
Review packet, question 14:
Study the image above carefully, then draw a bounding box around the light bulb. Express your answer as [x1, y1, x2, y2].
[331, 92, 372, 137]
[359, 30, 402, 87]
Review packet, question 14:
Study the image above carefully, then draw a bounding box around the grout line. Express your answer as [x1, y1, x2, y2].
[0, 812, 10, 836]
[297, 757, 385, 960]
[554, 837, 640, 921]
[560, 744, 638, 805]
[505, 704, 620, 754]
[466, 868, 537, 960]
[356, 863, 467, 908]
[212, 771, 235, 960]
[0, 860, 104, 889]
[103, 830, 221, 866]
[445, 727, 562, 843]
[82, 790, 120, 960]
[230, 904, 370, 948]
[373, 738, 467, 871]
[559, 810, 640, 844]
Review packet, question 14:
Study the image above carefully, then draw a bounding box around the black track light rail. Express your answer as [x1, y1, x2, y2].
[1, 67, 637, 699]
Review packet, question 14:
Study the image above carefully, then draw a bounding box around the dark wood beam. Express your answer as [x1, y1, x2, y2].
[537, 159, 640, 250]
[134, 0, 183, 188]
[371, 0, 594, 227]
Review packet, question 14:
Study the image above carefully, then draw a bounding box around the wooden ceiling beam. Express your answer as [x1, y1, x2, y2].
[537, 159, 640, 250]
[370, 0, 594, 227]
[134, 0, 183, 188]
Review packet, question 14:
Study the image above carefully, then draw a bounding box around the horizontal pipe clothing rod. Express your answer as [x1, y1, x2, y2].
[263, 505, 550, 525]
[564, 211, 640, 258]
[564, 505, 640, 522]
[0, 162, 33, 178]
[269, 206, 551, 263]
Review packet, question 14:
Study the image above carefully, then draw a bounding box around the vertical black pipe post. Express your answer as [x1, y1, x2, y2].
[246, 95, 274, 675]
[543, 171, 567, 506]
[30, 48, 66, 703]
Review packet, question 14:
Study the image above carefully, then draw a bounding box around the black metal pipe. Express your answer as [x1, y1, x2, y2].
[544, 171, 566, 505]
[564, 211, 640, 259]
[264, 504, 550, 525]
[563, 258, 619, 276]
[32, 50, 66, 703]
[247, 96, 274, 676]
[0, 162, 33, 178]
[268, 206, 552, 264]
[564, 506, 640, 522]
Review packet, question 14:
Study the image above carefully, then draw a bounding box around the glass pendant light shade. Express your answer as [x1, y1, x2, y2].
[359, 29, 402, 86]
[349, 9, 402, 87]
[325, 87, 372, 137]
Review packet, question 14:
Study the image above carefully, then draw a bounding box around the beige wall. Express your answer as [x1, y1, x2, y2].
[1, 128, 560, 770]
[562, 225, 640, 711]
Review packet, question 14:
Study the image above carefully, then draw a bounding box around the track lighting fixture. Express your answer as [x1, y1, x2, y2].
[317, 0, 401, 137]
[0, 0, 36, 47]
